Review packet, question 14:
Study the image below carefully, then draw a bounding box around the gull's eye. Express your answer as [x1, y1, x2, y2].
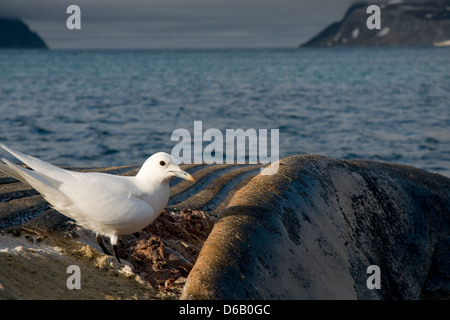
[159, 160, 166, 166]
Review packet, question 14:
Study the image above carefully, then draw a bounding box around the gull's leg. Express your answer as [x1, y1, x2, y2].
[96, 234, 112, 256]
[113, 245, 121, 263]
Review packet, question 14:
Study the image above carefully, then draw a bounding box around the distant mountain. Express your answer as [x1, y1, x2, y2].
[0, 18, 48, 49]
[301, 0, 450, 47]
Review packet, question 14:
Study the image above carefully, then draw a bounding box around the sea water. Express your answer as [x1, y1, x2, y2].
[0, 47, 449, 177]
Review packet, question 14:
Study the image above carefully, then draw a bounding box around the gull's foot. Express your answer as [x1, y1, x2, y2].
[113, 245, 122, 264]
[96, 234, 112, 256]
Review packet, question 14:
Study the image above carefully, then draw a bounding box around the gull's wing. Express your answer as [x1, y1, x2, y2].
[0, 143, 79, 211]
[56, 172, 156, 235]
[0, 157, 74, 209]
[0, 144, 73, 185]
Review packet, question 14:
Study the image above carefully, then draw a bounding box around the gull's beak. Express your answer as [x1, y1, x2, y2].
[173, 169, 194, 181]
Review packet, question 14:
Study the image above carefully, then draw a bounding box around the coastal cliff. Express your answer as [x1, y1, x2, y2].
[301, 0, 450, 47]
[0, 18, 48, 49]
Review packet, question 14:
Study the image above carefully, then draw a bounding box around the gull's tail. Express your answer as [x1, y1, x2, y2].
[0, 144, 73, 208]
[0, 144, 71, 184]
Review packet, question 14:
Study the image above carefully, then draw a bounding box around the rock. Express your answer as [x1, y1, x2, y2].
[181, 155, 450, 299]
[0, 18, 48, 49]
[301, 0, 450, 47]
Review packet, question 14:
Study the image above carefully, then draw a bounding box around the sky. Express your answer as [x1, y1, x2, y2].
[0, 0, 356, 49]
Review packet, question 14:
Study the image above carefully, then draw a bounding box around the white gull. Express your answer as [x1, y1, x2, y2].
[0, 144, 194, 261]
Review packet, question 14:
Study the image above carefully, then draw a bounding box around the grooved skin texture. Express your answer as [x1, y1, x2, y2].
[181, 155, 450, 300]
